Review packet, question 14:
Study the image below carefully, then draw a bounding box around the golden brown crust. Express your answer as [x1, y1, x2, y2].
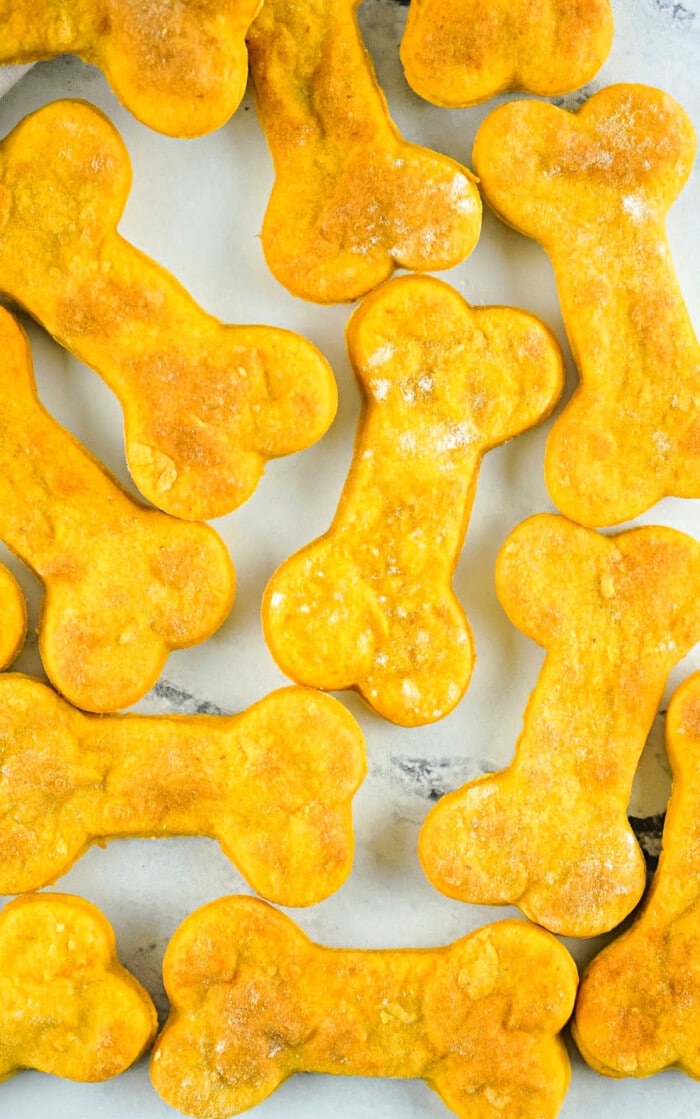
[0, 563, 26, 670]
[262, 276, 563, 726]
[0, 893, 157, 1083]
[573, 671, 700, 1079]
[0, 100, 338, 520]
[246, 0, 481, 303]
[151, 896, 577, 1119]
[401, 0, 613, 107]
[419, 514, 700, 938]
[0, 0, 261, 137]
[0, 675, 366, 906]
[0, 309, 235, 712]
[472, 84, 699, 528]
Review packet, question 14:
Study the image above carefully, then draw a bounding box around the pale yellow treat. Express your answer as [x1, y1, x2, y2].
[0, 893, 156, 1084]
[263, 276, 563, 726]
[0, 0, 261, 137]
[574, 671, 700, 1079]
[473, 84, 699, 527]
[420, 514, 700, 938]
[401, 0, 613, 107]
[0, 309, 234, 713]
[0, 564, 26, 670]
[151, 895, 578, 1119]
[0, 100, 337, 521]
[246, 0, 482, 303]
[0, 675, 366, 907]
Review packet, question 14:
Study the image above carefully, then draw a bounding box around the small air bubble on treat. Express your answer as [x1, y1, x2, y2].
[600, 574, 615, 599]
[270, 592, 286, 608]
[156, 463, 178, 493]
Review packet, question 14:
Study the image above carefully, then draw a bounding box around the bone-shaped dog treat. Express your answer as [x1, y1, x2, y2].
[401, 0, 613, 108]
[151, 895, 578, 1119]
[263, 276, 563, 726]
[472, 84, 700, 527]
[0, 564, 26, 671]
[573, 671, 700, 1079]
[246, 0, 482, 303]
[0, 675, 366, 906]
[419, 514, 700, 938]
[0, 893, 156, 1084]
[0, 0, 261, 137]
[0, 309, 234, 713]
[0, 101, 337, 521]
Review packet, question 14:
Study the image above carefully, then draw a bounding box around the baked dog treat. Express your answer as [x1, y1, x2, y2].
[246, 0, 482, 303]
[0, 893, 156, 1084]
[0, 100, 337, 521]
[0, 309, 234, 713]
[0, 563, 26, 671]
[0, 0, 261, 137]
[401, 0, 613, 108]
[0, 675, 366, 907]
[419, 514, 700, 938]
[263, 276, 563, 726]
[472, 84, 699, 527]
[151, 895, 578, 1119]
[573, 671, 700, 1078]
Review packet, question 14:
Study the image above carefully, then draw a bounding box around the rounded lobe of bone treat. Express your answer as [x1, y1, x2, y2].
[0, 565, 26, 670]
[573, 671, 700, 1079]
[0, 99, 338, 521]
[472, 84, 700, 527]
[0, 0, 261, 137]
[151, 895, 577, 1119]
[0, 675, 366, 906]
[0, 308, 235, 712]
[420, 514, 700, 938]
[263, 276, 563, 726]
[246, 0, 482, 303]
[401, 0, 613, 108]
[0, 893, 157, 1083]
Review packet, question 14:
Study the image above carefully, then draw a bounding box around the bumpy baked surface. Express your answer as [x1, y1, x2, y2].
[263, 275, 563, 725]
[151, 895, 578, 1119]
[473, 84, 699, 527]
[401, 0, 613, 107]
[0, 0, 261, 136]
[0, 893, 157, 1083]
[574, 671, 700, 1078]
[0, 677, 366, 906]
[247, 0, 481, 303]
[420, 514, 700, 938]
[0, 308, 235, 713]
[0, 99, 338, 520]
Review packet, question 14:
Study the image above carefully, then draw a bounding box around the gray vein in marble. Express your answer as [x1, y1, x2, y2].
[150, 679, 224, 716]
[654, 0, 696, 23]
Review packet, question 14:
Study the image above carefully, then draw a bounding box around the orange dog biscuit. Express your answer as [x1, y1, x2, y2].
[0, 675, 366, 907]
[472, 84, 700, 528]
[401, 0, 613, 108]
[0, 564, 26, 671]
[573, 671, 700, 1079]
[419, 514, 700, 938]
[263, 276, 563, 726]
[0, 100, 337, 521]
[151, 896, 578, 1119]
[246, 0, 482, 303]
[0, 309, 234, 713]
[0, 0, 261, 137]
[0, 893, 156, 1084]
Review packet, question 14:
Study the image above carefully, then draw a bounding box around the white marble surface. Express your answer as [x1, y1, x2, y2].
[1, 0, 699, 1116]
